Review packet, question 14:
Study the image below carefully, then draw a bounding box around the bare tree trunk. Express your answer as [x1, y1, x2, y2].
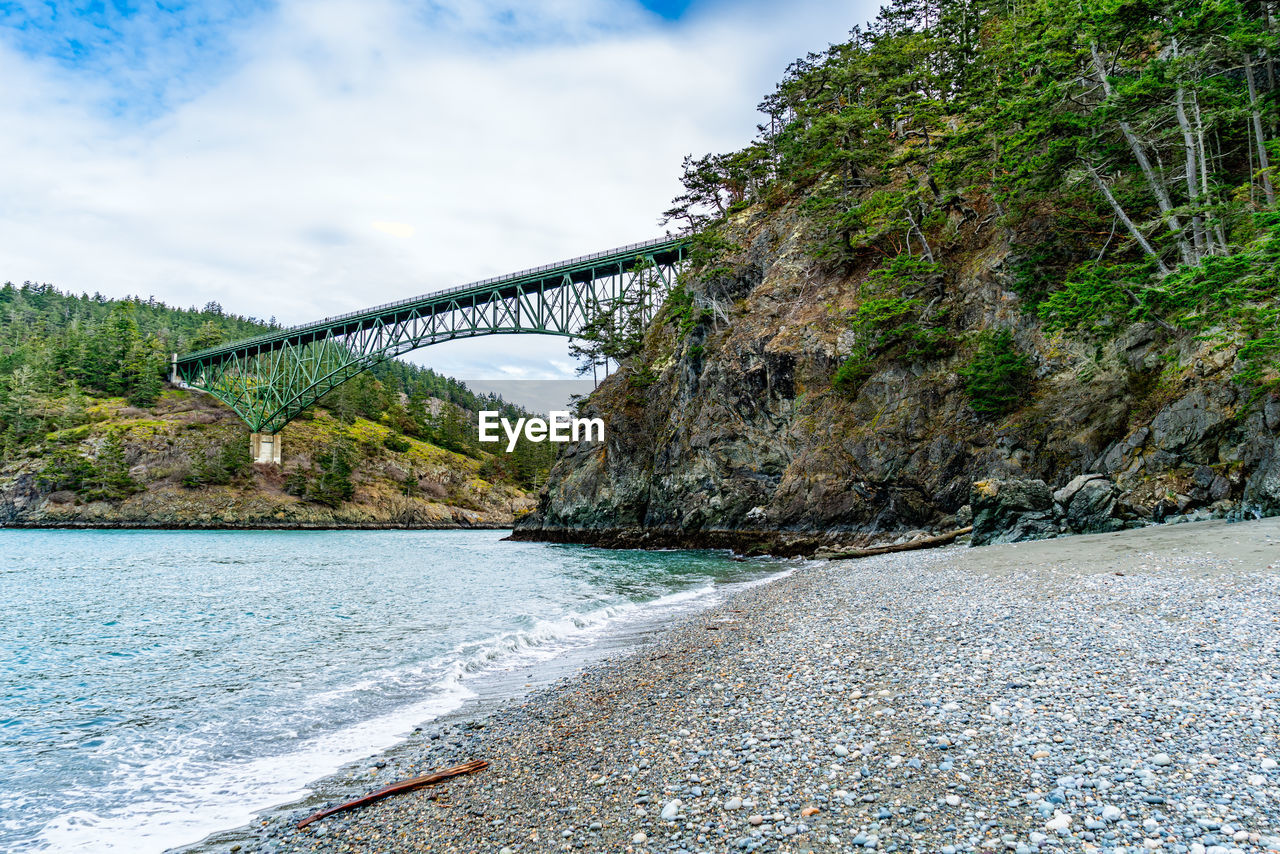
[1269, 2, 1278, 87]
[1249, 119, 1258, 207]
[1171, 40, 1205, 258]
[1267, 2, 1278, 138]
[1192, 95, 1226, 251]
[1245, 51, 1276, 205]
[1175, 82, 1206, 258]
[1090, 43, 1194, 264]
[904, 207, 935, 263]
[1085, 162, 1172, 275]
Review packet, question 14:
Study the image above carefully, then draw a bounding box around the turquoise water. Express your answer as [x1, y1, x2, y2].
[0, 529, 782, 853]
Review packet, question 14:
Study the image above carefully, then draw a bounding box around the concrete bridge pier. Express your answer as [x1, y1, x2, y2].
[250, 432, 282, 465]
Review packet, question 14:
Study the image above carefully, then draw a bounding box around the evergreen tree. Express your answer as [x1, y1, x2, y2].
[125, 338, 164, 408]
[308, 443, 356, 507]
[83, 430, 138, 501]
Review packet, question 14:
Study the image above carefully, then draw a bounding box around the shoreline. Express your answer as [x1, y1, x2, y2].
[218, 516, 1278, 854]
[506, 525, 880, 557]
[0, 521, 516, 531]
[176, 557, 801, 854]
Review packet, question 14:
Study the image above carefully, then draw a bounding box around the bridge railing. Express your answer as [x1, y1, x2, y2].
[310, 235, 682, 329]
[178, 234, 685, 363]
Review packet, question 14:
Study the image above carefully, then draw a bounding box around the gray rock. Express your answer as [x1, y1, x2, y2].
[1100, 427, 1150, 475]
[970, 479, 1055, 546]
[1064, 477, 1120, 534]
[1265, 395, 1280, 432]
[1148, 389, 1232, 455]
[1244, 439, 1280, 516]
[1053, 473, 1106, 509]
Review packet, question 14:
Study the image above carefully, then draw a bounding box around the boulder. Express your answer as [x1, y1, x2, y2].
[970, 478, 1057, 546]
[1209, 475, 1231, 502]
[1053, 473, 1106, 508]
[1099, 428, 1149, 474]
[1243, 440, 1280, 517]
[1063, 477, 1121, 534]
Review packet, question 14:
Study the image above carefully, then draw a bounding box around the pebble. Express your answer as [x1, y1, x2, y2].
[245, 521, 1280, 854]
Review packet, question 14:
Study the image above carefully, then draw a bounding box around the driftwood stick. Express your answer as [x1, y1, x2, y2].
[297, 759, 489, 829]
[819, 526, 973, 561]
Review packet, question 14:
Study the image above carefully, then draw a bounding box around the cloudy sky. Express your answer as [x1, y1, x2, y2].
[0, 0, 870, 384]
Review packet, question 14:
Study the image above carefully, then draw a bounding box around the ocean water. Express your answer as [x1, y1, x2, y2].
[0, 529, 785, 853]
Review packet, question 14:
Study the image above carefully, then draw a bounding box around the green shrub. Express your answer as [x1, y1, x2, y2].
[383, 434, 411, 453]
[832, 279, 953, 397]
[283, 471, 309, 497]
[42, 429, 141, 502]
[628, 366, 658, 390]
[38, 447, 97, 492]
[308, 443, 355, 507]
[833, 354, 874, 393]
[959, 329, 1032, 417]
[663, 282, 707, 337]
[1037, 261, 1150, 333]
[183, 439, 253, 487]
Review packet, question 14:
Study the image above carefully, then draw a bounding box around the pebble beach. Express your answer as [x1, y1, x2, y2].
[238, 517, 1280, 854]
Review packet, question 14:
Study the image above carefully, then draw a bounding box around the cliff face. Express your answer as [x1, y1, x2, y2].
[515, 206, 1280, 551]
[0, 390, 534, 529]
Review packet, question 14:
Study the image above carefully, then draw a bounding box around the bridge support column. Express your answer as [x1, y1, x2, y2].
[250, 432, 282, 465]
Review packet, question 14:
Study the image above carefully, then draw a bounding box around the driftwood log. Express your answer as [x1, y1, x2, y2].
[296, 759, 489, 829]
[817, 526, 973, 561]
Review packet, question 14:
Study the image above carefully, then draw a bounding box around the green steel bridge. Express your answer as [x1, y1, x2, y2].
[173, 236, 688, 461]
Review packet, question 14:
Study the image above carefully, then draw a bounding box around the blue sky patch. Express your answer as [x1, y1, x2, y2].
[637, 0, 695, 19]
[0, 0, 272, 117]
[0, 0, 704, 119]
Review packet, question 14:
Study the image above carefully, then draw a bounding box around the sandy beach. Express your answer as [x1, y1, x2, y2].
[225, 517, 1280, 854]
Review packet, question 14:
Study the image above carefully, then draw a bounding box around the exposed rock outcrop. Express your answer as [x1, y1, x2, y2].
[970, 478, 1057, 546]
[514, 205, 1280, 553]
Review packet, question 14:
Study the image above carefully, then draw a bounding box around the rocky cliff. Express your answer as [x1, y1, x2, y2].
[514, 206, 1280, 553]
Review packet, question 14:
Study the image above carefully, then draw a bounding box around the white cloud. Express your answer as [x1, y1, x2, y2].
[371, 221, 417, 239]
[0, 0, 870, 378]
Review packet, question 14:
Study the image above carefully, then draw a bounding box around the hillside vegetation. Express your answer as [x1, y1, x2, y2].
[658, 0, 1278, 385]
[518, 0, 1280, 550]
[0, 283, 552, 526]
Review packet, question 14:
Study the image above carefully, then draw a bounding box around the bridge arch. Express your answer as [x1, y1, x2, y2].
[173, 237, 687, 443]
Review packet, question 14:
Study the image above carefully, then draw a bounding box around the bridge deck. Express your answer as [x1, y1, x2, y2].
[178, 236, 687, 366]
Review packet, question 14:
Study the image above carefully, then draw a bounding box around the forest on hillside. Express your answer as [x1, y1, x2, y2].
[652, 0, 1278, 403]
[0, 282, 556, 501]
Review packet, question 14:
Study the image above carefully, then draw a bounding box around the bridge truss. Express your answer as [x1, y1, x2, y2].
[173, 236, 687, 437]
